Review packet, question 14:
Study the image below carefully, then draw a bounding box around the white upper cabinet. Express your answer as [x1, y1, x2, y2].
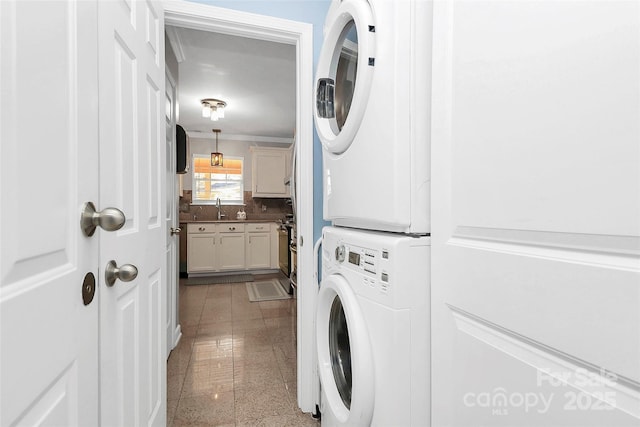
[251, 146, 291, 198]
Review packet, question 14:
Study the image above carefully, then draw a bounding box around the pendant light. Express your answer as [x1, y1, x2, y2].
[211, 129, 223, 166]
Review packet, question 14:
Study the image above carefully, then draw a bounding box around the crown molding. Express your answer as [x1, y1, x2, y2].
[185, 130, 293, 145]
[165, 25, 185, 63]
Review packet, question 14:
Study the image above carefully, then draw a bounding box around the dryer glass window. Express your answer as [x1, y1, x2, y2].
[335, 21, 358, 131]
[329, 296, 352, 408]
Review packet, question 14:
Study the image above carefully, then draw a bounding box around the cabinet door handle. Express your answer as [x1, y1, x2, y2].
[199, 227, 205, 231]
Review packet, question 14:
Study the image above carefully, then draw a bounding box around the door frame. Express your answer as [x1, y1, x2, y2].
[165, 53, 181, 354]
[163, 0, 315, 411]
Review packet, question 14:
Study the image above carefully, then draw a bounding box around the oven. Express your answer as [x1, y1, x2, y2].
[278, 224, 292, 277]
[289, 238, 297, 297]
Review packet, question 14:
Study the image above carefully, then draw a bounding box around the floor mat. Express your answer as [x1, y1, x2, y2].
[246, 279, 291, 302]
[186, 274, 254, 285]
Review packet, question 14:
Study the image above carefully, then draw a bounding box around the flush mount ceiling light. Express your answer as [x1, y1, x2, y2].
[211, 129, 223, 166]
[201, 98, 227, 122]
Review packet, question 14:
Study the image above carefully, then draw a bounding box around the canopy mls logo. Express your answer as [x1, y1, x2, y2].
[462, 367, 619, 416]
[463, 388, 553, 415]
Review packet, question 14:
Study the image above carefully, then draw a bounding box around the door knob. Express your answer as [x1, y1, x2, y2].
[170, 227, 181, 236]
[105, 260, 138, 287]
[81, 202, 126, 236]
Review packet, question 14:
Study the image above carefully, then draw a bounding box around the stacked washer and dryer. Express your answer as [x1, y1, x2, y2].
[311, 0, 433, 426]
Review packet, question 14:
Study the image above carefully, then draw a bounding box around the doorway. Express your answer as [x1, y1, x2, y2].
[164, 0, 314, 411]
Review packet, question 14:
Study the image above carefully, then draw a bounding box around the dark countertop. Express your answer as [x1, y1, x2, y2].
[179, 219, 278, 224]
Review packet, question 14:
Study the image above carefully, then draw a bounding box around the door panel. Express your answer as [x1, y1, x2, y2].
[432, 1, 640, 425]
[0, 1, 99, 425]
[98, 0, 166, 425]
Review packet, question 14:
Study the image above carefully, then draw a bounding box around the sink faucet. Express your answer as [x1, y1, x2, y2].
[216, 198, 226, 220]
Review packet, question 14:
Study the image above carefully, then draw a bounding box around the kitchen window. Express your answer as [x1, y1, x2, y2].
[192, 155, 244, 204]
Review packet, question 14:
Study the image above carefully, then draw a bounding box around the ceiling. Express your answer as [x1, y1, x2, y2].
[166, 25, 296, 142]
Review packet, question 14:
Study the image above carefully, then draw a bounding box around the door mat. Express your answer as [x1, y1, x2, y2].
[186, 274, 254, 286]
[246, 279, 291, 302]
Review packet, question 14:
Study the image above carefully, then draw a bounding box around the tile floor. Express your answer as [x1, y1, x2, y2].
[167, 274, 319, 426]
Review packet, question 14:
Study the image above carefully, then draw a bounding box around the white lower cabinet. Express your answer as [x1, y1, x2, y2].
[187, 222, 276, 274]
[246, 223, 271, 269]
[218, 224, 245, 271]
[187, 224, 217, 272]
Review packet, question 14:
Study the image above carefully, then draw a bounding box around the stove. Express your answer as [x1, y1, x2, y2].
[278, 222, 294, 277]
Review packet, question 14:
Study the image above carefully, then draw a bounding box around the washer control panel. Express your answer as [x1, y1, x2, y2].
[339, 243, 391, 294]
[322, 226, 431, 309]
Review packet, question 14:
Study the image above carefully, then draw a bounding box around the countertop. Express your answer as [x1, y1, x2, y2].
[179, 219, 278, 224]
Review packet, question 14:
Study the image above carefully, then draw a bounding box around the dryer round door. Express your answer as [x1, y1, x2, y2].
[316, 274, 374, 426]
[314, 0, 375, 155]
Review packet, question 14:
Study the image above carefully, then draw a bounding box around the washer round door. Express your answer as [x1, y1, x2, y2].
[316, 274, 374, 426]
[314, 0, 375, 155]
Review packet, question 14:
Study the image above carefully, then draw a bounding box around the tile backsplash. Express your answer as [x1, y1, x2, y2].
[179, 191, 292, 222]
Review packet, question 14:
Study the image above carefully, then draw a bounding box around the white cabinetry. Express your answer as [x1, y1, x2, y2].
[187, 223, 217, 272]
[251, 147, 291, 198]
[246, 223, 271, 269]
[218, 223, 245, 270]
[187, 222, 277, 274]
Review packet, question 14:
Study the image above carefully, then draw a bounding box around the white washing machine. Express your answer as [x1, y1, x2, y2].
[316, 226, 430, 426]
[314, 0, 433, 234]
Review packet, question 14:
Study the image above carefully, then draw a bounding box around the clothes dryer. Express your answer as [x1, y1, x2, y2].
[314, 0, 432, 234]
[316, 226, 430, 426]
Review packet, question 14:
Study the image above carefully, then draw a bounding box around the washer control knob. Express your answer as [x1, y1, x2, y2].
[335, 245, 345, 263]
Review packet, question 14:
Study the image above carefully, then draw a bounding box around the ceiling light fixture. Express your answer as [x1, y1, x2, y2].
[201, 98, 226, 122]
[211, 129, 223, 167]
[201, 103, 211, 118]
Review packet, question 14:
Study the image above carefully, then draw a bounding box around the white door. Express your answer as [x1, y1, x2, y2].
[166, 61, 180, 354]
[97, 0, 166, 425]
[0, 1, 100, 425]
[431, 1, 640, 425]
